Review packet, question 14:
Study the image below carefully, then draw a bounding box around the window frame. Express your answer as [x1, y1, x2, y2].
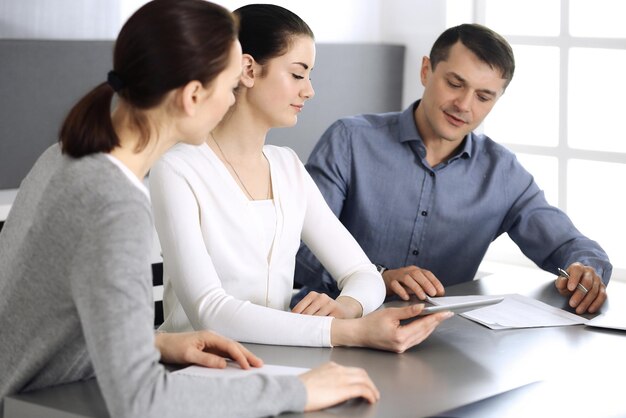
[451, 0, 626, 281]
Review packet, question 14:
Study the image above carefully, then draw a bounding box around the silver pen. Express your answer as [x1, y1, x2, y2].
[557, 267, 588, 294]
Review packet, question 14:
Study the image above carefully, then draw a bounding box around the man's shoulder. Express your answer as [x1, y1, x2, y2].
[335, 109, 402, 131]
[471, 133, 527, 174]
[322, 111, 403, 148]
[312, 110, 405, 159]
[473, 133, 517, 158]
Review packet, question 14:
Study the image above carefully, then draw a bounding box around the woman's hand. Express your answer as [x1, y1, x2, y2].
[154, 330, 263, 369]
[299, 362, 380, 411]
[331, 304, 453, 353]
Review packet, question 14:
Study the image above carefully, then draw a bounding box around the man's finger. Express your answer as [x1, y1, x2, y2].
[391, 280, 410, 300]
[587, 284, 607, 314]
[423, 270, 445, 295]
[403, 274, 427, 299]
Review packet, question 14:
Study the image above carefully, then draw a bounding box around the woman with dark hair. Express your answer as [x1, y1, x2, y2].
[151, 4, 451, 351]
[0, 1, 380, 416]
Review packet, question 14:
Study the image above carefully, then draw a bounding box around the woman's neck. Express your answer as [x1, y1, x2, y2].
[209, 102, 269, 160]
[208, 102, 273, 201]
[109, 106, 176, 180]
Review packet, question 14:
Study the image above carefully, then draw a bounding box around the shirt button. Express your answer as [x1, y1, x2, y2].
[421, 211, 428, 216]
[412, 250, 419, 255]
[430, 172, 435, 177]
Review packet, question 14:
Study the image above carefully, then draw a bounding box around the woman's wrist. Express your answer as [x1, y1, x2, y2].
[330, 317, 363, 347]
[154, 331, 169, 357]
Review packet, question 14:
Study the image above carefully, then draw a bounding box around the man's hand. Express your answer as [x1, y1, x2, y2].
[554, 262, 607, 314]
[292, 291, 363, 318]
[154, 330, 263, 370]
[382, 266, 445, 300]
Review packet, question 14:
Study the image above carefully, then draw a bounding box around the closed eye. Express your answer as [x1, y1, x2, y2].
[292, 74, 304, 80]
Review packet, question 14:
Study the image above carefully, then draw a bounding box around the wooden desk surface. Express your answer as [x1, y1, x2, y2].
[5, 272, 626, 418]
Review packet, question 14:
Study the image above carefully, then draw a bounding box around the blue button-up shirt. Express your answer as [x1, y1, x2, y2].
[294, 101, 611, 299]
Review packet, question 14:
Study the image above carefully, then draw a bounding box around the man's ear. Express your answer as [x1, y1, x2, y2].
[240, 54, 257, 88]
[180, 80, 204, 116]
[420, 56, 431, 86]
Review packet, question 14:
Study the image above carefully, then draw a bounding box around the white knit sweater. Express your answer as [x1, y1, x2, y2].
[150, 143, 385, 347]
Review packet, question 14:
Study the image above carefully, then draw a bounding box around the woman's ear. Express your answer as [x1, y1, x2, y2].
[240, 54, 256, 88]
[180, 80, 204, 116]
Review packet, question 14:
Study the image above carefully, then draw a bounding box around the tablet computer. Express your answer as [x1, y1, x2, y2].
[418, 296, 504, 316]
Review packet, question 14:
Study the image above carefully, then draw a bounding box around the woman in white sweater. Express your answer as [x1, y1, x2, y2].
[151, 4, 452, 351]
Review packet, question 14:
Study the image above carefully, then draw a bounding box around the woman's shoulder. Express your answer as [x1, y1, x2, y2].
[76, 155, 150, 205]
[263, 145, 313, 198]
[263, 145, 303, 168]
[159, 143, 207, 164]
[152, 143, 212, 177]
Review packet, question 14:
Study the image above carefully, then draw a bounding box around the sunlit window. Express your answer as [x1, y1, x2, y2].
[516, 154, 559, 207]
[570, 0, 626, 38]
[568, 48, 626, 153]
[484, 45, 560, 147]
[449, 1, 626, 280]
[568, 159, 626, 269]
[484, 0, 560, 36]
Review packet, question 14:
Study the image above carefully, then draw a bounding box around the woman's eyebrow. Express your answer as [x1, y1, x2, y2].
[292, 61, 309, 70]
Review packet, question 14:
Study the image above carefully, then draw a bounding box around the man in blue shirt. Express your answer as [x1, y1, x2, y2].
[294, 23, 611, 314]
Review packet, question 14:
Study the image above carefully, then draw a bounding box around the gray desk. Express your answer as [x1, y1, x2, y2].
[5, 273, 626, 418]
[0, 189, 17, 223]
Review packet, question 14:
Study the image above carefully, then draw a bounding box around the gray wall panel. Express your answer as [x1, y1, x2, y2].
[266, 43, 405, 160]
[0, 40, 404, 189]
[0, 40, 114, 189]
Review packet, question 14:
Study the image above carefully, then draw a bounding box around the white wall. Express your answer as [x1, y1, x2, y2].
[378, 0, 447, 106]
[0, 0, 447, 107]
[215, 0, 447, 107]
[0, 0, 121, 39]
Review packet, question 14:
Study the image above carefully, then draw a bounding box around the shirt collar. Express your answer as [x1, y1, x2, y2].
[398, 100, 473, 161]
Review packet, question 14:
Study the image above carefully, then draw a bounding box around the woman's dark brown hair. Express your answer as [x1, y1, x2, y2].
[234, 4, 314, 67]
[60, 0, 238, 157]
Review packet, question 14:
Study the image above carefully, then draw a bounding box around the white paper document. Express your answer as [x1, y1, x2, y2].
[427, 294, 588, 330]
[173, 362, 309, 379]
[585, 314, 626, 331]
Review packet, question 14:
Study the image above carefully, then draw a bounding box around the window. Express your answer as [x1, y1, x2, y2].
[447, 0, 626, 281]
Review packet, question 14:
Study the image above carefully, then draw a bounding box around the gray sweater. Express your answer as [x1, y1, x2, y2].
[0, 144, 306, 417]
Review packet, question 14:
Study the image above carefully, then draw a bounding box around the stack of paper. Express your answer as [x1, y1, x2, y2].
[427, 294, 587, 330]
[585, 314, 626, 331]
[173, 362, 309, 378]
